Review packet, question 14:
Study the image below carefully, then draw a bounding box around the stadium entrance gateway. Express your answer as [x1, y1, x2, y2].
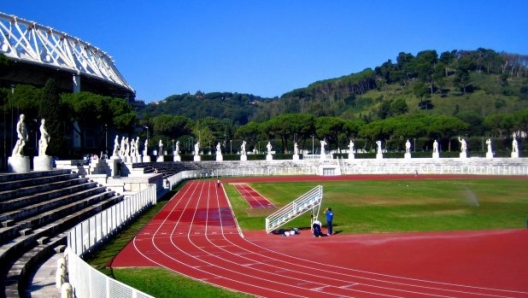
[265, 185, 323, 233]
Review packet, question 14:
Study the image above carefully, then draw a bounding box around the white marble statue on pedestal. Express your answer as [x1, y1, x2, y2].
[511, 134, 519, 158]
[124, 137, 130, 157]
[142, 138, 151, 162]
[194, 141, 201, 161]
[111, 135, 120, 159]
[348, 140, 355, 160]
[119, 136, 126, 158]
[143, 139, 148, 156]
[432, 139, 439, 159]
[38, 119, 50, 156]
[404, 139, 411, 159]
[320, 139, 327, 160]
[293, 142, 300, 161]
[8, 114, 30, 173]
[34, 118, 53, 171]
[376, 140, 383, 159]
[266, 141, 273, 161]
[157, 139, 164, 162]
[240, 141, 247, 161]
[11, 114, 28, 157]
[173, 140, 181, 161]
[216, 142, 223, 162]
[458, 137, 467, 159]
[486, 138, 493, 158]
[135, 137, 141, 158]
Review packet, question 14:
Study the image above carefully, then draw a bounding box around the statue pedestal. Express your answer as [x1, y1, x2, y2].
[511, 152, 519, 158]
[156, 156, 164, 162]
[240, 155, 247, 161]
[404, 153, 411, 159]
[376, 153, 383, 160]
[173, 155, 181, 162]
[142, 155, 151, 163]
[33, 156, 53, 171]
[348, 154, 355, 160]
[432, 152, 440, 159]
[459, 152, 467, 159]
[293, 154, 299, 161]
[194, 155, 201, 162]
[216, 155, 223, 162]
[486, 152, 494, 159]
[266, 154, 273, 161]
[8, 156, 30, 173]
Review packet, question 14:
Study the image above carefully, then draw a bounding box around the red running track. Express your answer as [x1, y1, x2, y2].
[233, 183, 275, 208]
[112, 178, 528, 297]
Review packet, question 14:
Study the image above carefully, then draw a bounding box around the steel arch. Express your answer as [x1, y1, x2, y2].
[0, 12, 133, 93]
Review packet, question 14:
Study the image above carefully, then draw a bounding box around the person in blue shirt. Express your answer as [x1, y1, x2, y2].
[325, 207, 334, 235]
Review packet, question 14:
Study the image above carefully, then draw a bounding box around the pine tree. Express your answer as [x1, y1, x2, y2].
[39, 79, 65, 157]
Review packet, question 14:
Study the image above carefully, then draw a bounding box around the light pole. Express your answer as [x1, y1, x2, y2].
[230, 140, 232, 154]
[105, 124, 108, 157]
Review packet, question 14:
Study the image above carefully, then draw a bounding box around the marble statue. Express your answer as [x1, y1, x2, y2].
[124, 137, 130, 157]
[194, 141, 200, 156]
[11, 114, 28, 156]
[320, 140, 327, 154]
[216, 142, 222, 155]
[112, 135, 120, 157]
[130, 137, 136, 157]
[512, 136, 518, 153]
[405, 139, 411, 154]
[175, 140, 180, 155]
[143, 138, 149, 156]
[433, 140, 439, 153]
[158, 139, 163, 156]
[486, 139, 492, 154]
[294, 142, 299, 155]
[241, 141, 247, 155]
[266, 142, 272, 155]
[376, 140, 382, 154]
[458, 137, 467, 153]
[348, 140, 354, 152]
[38, 118, 50, 156]
[135, 137, 141, 157]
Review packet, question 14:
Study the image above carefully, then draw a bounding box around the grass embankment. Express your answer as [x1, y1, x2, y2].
[89, 177, 528, 297]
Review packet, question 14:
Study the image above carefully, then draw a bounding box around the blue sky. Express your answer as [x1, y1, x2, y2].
[2, 1, 528, 102]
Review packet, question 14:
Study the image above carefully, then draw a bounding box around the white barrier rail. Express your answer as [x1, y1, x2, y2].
[66, 184, 156, 298]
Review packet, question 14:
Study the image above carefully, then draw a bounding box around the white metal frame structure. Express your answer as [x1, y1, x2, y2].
[265, 185, 323, 233]
[0, 12, 133, 93]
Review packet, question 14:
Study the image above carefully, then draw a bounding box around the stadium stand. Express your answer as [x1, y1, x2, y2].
[0, 169, 123, 298]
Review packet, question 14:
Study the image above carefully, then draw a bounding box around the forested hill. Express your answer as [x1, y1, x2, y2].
[136, 91, 274, 126]
[136, 48, 528, 124]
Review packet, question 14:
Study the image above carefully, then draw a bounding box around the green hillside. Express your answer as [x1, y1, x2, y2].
[138, 48, 528, 126]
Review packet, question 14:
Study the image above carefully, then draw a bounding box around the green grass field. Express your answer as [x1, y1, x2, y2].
[229, 178, 528, 233]
[89, 177, 528, 298]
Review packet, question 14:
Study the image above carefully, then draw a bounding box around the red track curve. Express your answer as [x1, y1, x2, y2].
[112, 177, 528, 298]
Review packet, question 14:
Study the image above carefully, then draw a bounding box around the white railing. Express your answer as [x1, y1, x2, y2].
[265, 185, 323, 233]
[66, 184, 156, 298]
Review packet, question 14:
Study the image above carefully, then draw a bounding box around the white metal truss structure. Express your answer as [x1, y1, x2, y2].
[0, 12, 133, 93]
[265, 185, 323, 233]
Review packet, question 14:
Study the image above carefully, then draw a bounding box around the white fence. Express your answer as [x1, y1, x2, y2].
[66, 184, 157, 298]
